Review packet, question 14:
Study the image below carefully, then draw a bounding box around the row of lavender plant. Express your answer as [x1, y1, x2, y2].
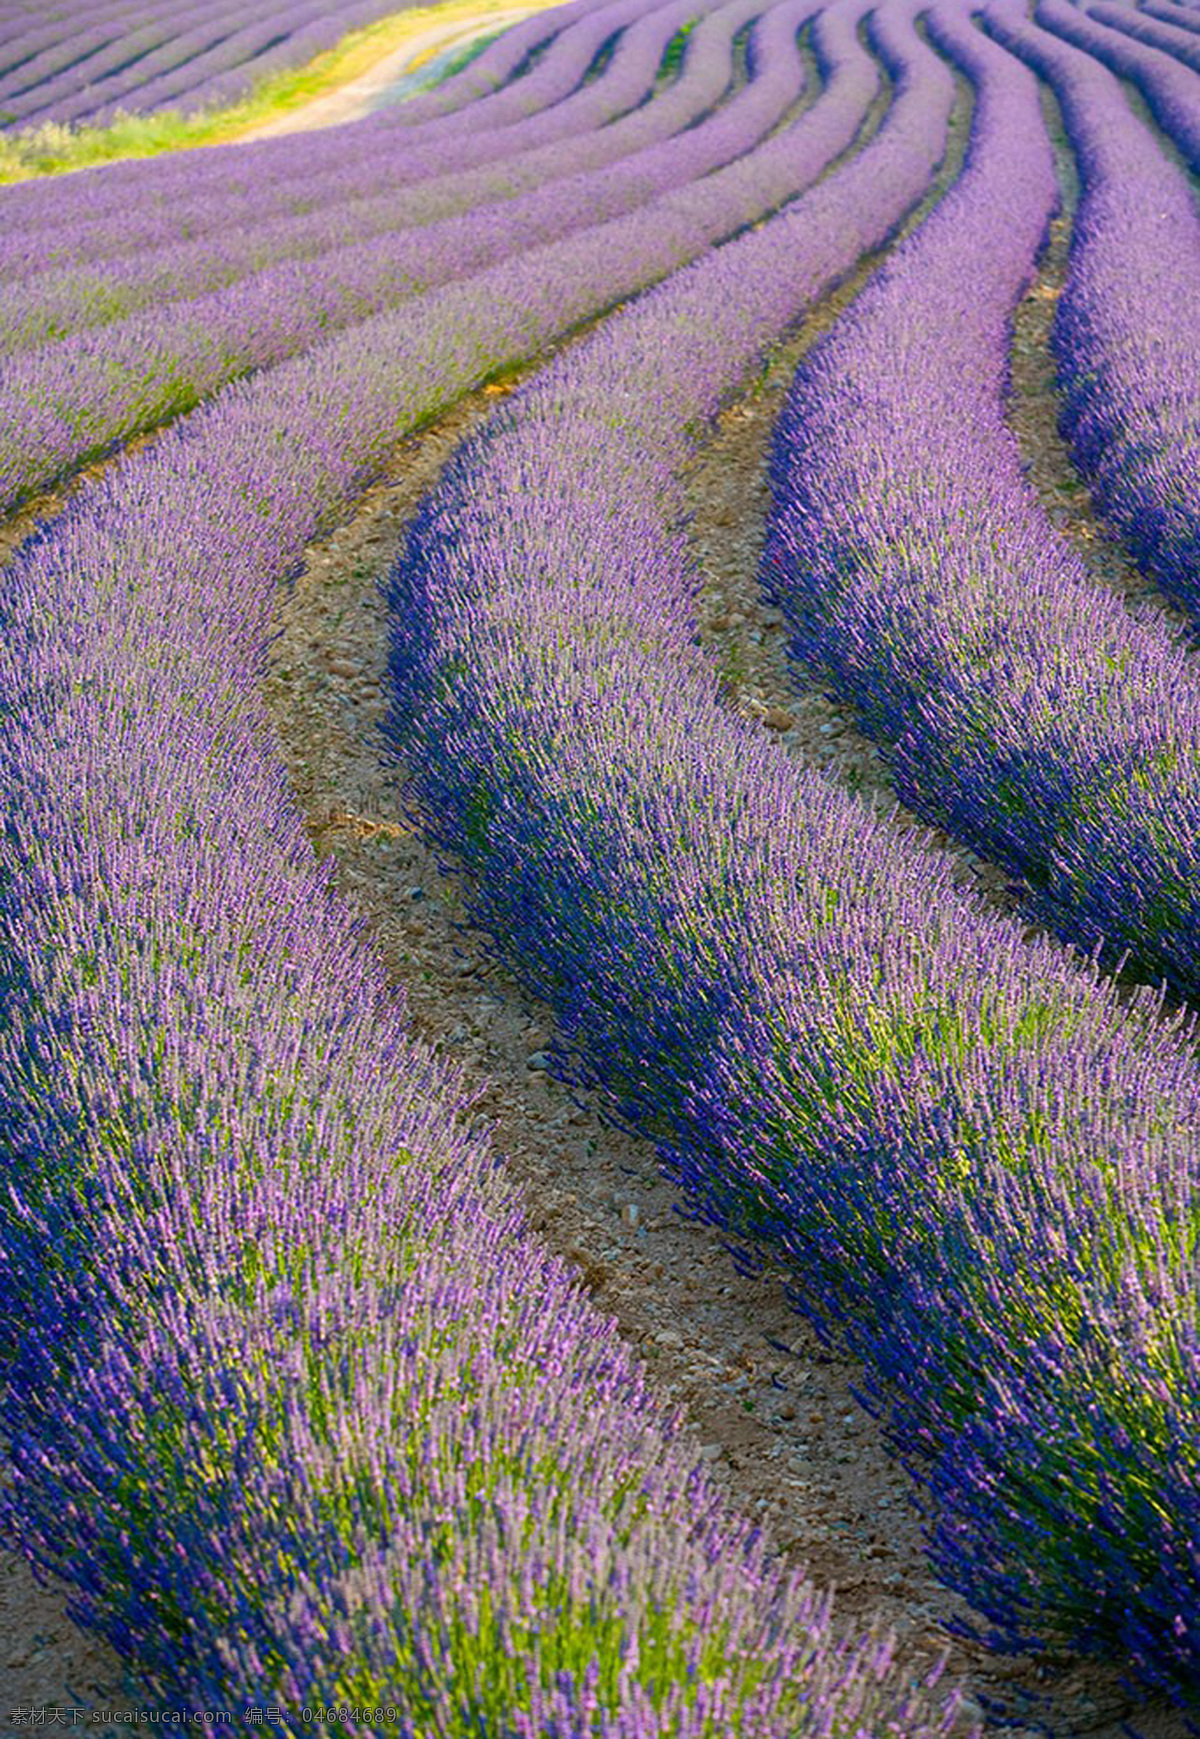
[1143, 0, 1200, 33]
[0, 0, 199, 95]
[0, 0, 626, 275]
[0, 0, 769, 353]
[1144, 0, 1200, 26]
[994, 12, 1200, 628]
[382, 1, 1200, 1710]
[1037, 0, 1200, 170]
[0, 0, 192, 107]
[760, 1, 1200, 1001]
[0, 4, 975, 1729]
[0, 0, 861, 513]
[1092, 0, 1200, 76]
[0, 0, 316, 127]
[0, 0, 421, 128]
[0, 0, 876, 529]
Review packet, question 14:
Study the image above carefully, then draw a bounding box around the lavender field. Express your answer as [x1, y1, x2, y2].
[1, 0, 1198, 1731]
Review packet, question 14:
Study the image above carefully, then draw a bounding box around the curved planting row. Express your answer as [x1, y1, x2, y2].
[0, 0, 636, 274]
[0, 0, 419, 128]
[1143, 0, 1200, 33]
[1037, 0, 1200, 171]
[0, 0, 311, 127]
[992, 17, 1200, 623]
[761, 3, 1200, 1001]
[0, 0, 868, 513]
[1090, 0, 1200, 78]
[0, 5, 948, 1724]
[0, 0, 207, 112]
[0, 0, 774, 353]
[385, 0, 1200, 1714]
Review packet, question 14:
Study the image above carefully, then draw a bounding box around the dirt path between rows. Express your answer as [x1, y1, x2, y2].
[238, 3, 539, 139]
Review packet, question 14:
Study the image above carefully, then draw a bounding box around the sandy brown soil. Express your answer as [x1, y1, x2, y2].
[0, 1550, 142, 1728]
[239, 4, 540, 139]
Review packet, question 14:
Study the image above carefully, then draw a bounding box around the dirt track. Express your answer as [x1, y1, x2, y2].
[239, 3, 539, 138]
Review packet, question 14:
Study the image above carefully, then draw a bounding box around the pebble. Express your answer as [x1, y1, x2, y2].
[762, 706, 795, 731]
[526, 1050, 551, 1071]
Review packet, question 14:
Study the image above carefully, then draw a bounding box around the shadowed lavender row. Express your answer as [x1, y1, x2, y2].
[0, 0, 658, 276]
[384, 2, 1200, 1712]
[0, 7, 976, 1730]
[995, 20, 1200, 623]
[0, 0, 867, 513]
[0, 0, 767, 353]
[0, 0, 417, 128]
[1037, 0, 1200, 169]
[763, 4, 1200, 1001]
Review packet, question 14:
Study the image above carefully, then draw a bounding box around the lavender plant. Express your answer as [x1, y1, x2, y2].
[0, 289, 956, 1739]
[0, 5, 982, 1730]
[0, 0, 413, 126]
[763, 2, 1200, 999]
[0, 0, 868, 512]
[987, 17, 1200, 624]
[0, 0, 782, 354]
[383, 1, 1200, 1711]
[1140, 0, 1200, 34]
[9, 0, 1199, 1719]
[1088, 0, 1200, 78]
[0, 0, 643, 276]
[1036, 0, 1200, 171]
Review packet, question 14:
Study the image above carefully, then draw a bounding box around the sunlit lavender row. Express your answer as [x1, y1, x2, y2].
[1037, 0, 1200, 171]
[0, 0, 835, 504]
[1029, 15, 1200, 627]
[0, 0, 770, 350]
[4, 0, 1200, 1725]
[763, 4, 1200, 1000]
[0, 0, 657, 266]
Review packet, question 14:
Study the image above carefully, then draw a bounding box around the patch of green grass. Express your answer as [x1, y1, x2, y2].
[655, 16, 699, 86]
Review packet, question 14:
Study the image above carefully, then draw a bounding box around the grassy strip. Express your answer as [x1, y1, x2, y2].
[656, 14, 700, 82]
[0, 0, 551, 183]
